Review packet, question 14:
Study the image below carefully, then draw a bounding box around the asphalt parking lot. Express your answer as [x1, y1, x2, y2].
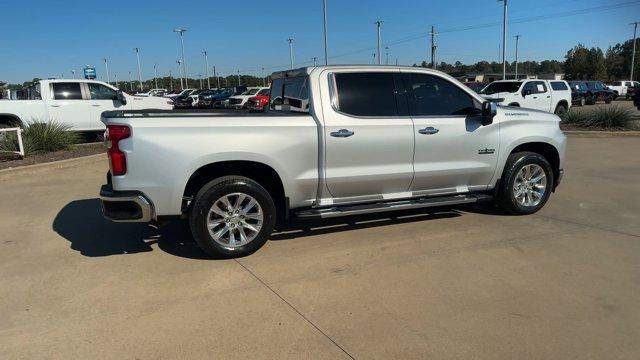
[1, 136, 639, 359]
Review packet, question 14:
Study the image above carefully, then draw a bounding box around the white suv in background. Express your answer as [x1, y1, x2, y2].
[227, 87, 269, 109]
[479, 79, 572, 115]
[607, 81, 639, 99]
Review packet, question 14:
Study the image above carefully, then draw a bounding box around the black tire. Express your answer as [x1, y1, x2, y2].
[189, 176, 276, 258]
[605, 96, 612, 104]
[586, 94, 595, 105]
[496, 152, 554, 215]
[554, 104, 567, 116]
[579, 97, 586, 107]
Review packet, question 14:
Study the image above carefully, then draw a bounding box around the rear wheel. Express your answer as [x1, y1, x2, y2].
[579, 97, 586, 107]
[605, 96, 613, 104]
[554, 104, 567, 116]
[189, 176, 276, 258]
[496, 152, 554, 215]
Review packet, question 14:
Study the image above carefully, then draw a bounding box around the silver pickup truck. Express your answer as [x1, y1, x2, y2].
[100, 65, 566, 257]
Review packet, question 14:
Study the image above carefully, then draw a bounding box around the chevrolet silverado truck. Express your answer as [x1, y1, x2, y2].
[479, 79, 572, 115]
[0, 79, 173, 131]
[100, 66, 566, 258]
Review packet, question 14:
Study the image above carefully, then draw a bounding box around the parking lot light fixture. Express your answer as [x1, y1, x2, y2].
[103, 58, 110, 84]
[203, 51, 211, 89]
[154, 64, 158, 89]
[173, 28, 188, 88]
[114, 74, 118, 88]
[631, 22, 639, 81]
[169, 70, 173, 91]
[498, 0, 508, 79]
[385, 47, 389, 65]
[71, 70, 75, 79]
[513, 35, 521, 79]
[287, 38, 294, 69]
[374, 20, 383, 65]
[177, 60, 184, 90]
[237, 70, 241, 86]
[323, 0, 329, 65]
[128, 71, 133, 92]
[213, 65, 220, 89]
[134, 48, 143, 91]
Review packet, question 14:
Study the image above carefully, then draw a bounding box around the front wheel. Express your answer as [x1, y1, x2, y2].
[554, 104, 567, 116]
[189, 176, 276, 258]
[496, 152, 554, 215]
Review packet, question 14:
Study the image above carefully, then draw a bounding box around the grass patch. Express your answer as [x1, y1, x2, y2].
[0, 121, 79, 157]
[561, 106, 635, 130]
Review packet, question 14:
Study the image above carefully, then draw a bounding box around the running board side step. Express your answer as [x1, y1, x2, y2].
[295, 193, 493, 219]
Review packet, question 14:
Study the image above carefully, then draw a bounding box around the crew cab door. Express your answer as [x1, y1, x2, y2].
[85, 82, 127, 130]
[321, 70, 414, 202]
[521, 81, 550, 111]
[400, 71, 499, 195]
[47, 82, 91, 130]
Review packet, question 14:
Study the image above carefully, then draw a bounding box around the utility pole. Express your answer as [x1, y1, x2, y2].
[513, 35, 521, 79]
[374, 20, 383, 65]
[70, 70, 75, 79]
[322, 0, 329, 65]
[385, 47, 389, 65]
[203, 50, 211, 89]
[631, 22, 639, 81]
[430, 25, 437, 69]
[154, 64, 158, 89]
[261, 66, 265, 87]
[134, 48, 143, 91]
[173, 28, 188, 87]
[128, 71, 133, 92]
[177, 60, 184, 90]
[169, 70, 173, 91]
[199, 75, 203, 89]
[287, 38, 294, 69]
[372, 53, 376, 64]
[103, 58, 110, 84]
[237, 70, 241, 86]
[213, 65, 220, 88]
[499, 0, 508, 79]
[114, 74, 118, 88]
[312, 57, 317, 66]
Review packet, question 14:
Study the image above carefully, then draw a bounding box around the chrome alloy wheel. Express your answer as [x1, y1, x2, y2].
[513, 164, 547, 207]
[206, 192, 263, 248]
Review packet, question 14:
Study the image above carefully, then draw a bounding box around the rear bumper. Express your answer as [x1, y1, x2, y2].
[100, 184, 155, 222]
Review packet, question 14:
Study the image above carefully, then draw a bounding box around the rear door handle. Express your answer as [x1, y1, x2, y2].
[330, 129, 355, 138]
[418, 126, 439, 135]
[50, 104, 61, 107]
[91, 104, 101, 107]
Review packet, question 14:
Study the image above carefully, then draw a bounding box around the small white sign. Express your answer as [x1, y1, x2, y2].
[536, 84, 545, 92]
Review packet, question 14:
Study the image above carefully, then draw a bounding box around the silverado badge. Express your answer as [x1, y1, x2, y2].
[478, 148, 495, 155]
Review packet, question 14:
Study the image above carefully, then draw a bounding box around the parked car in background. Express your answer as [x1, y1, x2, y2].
[197, 90, 221, 108]
[211, 86, 247, 108]
[247, 88, 270, 112]
[479, 79, 571, 115]
[99, 65, 566, 258]
[0, 79, 173, 131]
[227, 87, 269, 109]
[135, 88, 167, 97]
[568, 81, 589, 106]
[173, 90, 201, 109]
[187, 89, 206, 108]
[581, 81, 615, 104]
[464, 82, 487, 93]
[166, 88, 196, 100]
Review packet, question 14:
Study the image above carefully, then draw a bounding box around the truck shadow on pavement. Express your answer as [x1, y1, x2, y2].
[53, 198, 501, 259]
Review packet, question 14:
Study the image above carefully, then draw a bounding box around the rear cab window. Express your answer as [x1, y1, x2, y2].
[52, 82, 83, 100]
[550, 81, 569, 91]
[330, 72, 400, 117]
[269, 76, 310, 113]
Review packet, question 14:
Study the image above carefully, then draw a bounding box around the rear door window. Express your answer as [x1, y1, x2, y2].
[52, 82, 83, 100]
[331, 72, 399, 117]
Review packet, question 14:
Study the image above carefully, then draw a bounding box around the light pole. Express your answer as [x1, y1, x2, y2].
[103, 58, 110, 84]
[203, 50, 211, 89]
[513, 35, 521, 79]
[134, 48, 143, 91]
[213, 65, 220, 88]
[385, 47, 389, 65]
[114, 74, 119, 88]
[173, 28, 188, 87]
[71, 70, 75, 79]
[372, 53, 376, 64]
[312, 57, 317, 66]
[261, 66, 265, 86]
[154, 64, 158, 89]
[631, 22, 639, 81]
[430, 25, 437, 69]
[128, 71, 133, 92]
[177, 60, 184, 90]
[237, 70, 241, 86]
[287, 38, 294, 69]
[169, 70, 173, 91]
[199, 74, 203, 89]
[322, 0, 329, 65]
[499, 0, 508, 79]
[374, 20, 383, 65]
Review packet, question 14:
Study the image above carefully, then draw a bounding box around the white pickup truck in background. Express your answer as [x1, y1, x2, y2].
[0, 79, 174, 131]
[479, 79, 572, 115]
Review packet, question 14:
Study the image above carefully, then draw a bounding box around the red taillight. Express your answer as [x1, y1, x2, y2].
[106, 125, 131, 176]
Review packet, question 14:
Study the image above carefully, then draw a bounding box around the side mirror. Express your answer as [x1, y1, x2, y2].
[523, 89, 532, 97]
[481, 101, 497, 126]
[116, 90, 127, 105]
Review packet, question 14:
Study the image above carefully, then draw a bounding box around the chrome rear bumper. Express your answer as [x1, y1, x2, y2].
[99, 184, 155, 222]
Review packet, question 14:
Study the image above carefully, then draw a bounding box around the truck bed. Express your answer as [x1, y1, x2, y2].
[101, 108, 305, 118]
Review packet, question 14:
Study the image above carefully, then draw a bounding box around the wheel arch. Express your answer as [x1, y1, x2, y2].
[0, 114, 23, 128]
[509, 142, 560, 189]
[182, 160, 288, 223]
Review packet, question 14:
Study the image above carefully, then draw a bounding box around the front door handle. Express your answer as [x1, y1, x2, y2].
[330, 129, 355, 138]
[91, 104, 101, 107]
[418, 126, 439, 135]
[50, 104, 61, 107]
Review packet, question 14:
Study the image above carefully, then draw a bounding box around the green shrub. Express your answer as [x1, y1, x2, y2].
[561, 106, 634, 130]
[0, 120, 79, 156]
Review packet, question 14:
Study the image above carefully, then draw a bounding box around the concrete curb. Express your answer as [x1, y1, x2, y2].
[0, 153, 105, 175]
[563, 130, 640, 138]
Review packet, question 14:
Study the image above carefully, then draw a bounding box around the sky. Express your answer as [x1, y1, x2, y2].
[1, 0, 639, 83]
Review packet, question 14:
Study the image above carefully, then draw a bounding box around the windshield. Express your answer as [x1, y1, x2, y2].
[269, 76, 310, 113]
[480, 81, 522, 94]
